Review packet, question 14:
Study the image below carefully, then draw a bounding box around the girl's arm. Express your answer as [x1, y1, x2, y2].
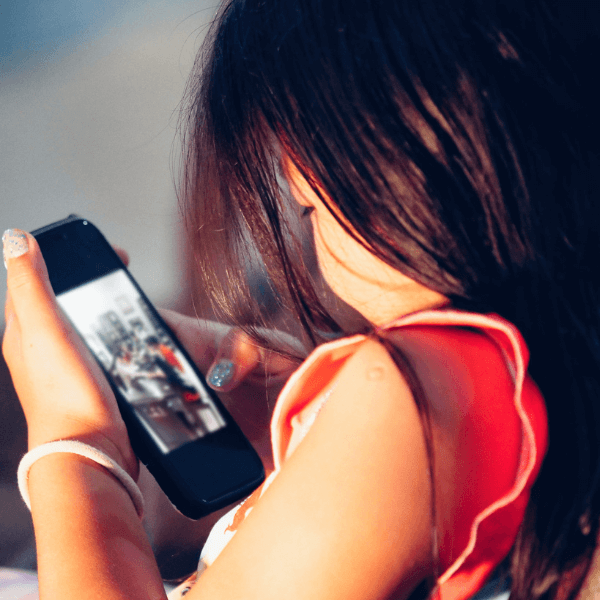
[4, 233, 434, 600]
[3, 234, 168, 599]
[29, 454, 166, 600]
[183, 337, 434, 600]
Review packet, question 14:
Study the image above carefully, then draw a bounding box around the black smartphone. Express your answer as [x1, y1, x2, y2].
[32, 215, 265, 519]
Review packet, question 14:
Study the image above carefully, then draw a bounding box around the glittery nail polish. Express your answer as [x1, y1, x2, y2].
[2, 229, 29, 268]
[207, 359, 235, 388]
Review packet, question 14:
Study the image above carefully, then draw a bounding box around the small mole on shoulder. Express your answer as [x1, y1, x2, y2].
[366, 365, 386, 380]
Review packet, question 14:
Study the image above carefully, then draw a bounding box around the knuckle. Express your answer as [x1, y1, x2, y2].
[8, 269, 35, 292]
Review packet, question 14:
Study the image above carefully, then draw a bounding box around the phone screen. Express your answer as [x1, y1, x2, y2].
[57, 269, 227, 454]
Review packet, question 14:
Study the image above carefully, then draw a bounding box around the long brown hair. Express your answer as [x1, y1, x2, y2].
[180, 1, 600, 597]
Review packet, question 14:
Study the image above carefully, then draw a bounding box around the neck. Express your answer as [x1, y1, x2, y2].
[362, 284, 451, 327]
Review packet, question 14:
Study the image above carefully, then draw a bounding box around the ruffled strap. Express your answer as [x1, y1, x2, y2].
[382, 310, 548, 598]
[270, 333, 368, 470]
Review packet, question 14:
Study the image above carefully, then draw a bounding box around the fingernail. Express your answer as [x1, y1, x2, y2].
[207, 359, 235, 388]
[2, 229, 29, 268]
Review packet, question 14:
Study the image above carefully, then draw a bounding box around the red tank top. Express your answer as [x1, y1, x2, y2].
[174, 310, 548, 600]
[270, 310, 548, 599]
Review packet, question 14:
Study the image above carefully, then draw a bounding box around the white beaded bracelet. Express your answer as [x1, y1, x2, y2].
[17, 440, 144, 518]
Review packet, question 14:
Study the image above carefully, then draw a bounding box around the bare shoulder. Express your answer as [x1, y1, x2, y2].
[310, 337, 428, 451]
[190, 336, 434, 600]
[330, 336, 417, 403]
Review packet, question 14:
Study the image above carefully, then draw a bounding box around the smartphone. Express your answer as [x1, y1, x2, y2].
[32, 215, 265, 519]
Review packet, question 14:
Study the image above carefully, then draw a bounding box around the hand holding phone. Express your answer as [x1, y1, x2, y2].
[159, 310, 304, 471]
[4, 217, 265, 519]
[3, 228, 139, 478]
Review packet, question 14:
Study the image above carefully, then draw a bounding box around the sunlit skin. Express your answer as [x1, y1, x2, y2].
[284, 158, 450, 325]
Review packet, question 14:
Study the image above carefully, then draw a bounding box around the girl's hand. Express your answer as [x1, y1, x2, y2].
[159, 310, 305, 470]
[2, 229, 137, 477]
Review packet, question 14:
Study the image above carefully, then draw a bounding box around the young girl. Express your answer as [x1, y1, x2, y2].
[3, 0, 600, 598]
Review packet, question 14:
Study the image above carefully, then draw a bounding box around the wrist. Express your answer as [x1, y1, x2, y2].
[20, 441, 144, 518]
[27, 427, 138, 481]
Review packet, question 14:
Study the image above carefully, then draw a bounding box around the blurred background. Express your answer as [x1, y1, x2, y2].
[0, 0, 219, 573]
[0, 0, 215, 308]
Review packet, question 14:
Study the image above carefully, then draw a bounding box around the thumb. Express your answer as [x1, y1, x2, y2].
[205, 328, 261, 392]
[3, 229, 57, 328]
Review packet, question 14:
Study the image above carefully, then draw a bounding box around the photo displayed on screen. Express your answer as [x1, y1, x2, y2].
[57, 270, 227, 454]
